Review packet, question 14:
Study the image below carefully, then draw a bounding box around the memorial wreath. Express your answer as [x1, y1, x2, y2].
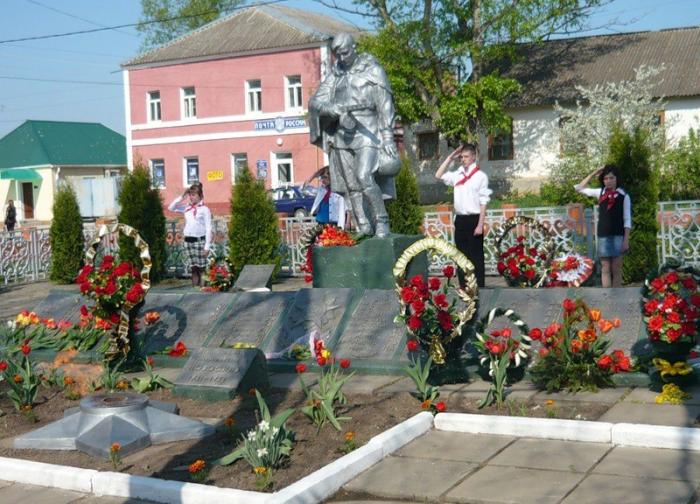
[494, 215, 555, 288]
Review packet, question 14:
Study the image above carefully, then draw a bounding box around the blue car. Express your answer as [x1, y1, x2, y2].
[269, 185, 317, 218]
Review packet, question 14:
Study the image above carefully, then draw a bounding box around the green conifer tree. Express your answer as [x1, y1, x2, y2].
[228, 167, 280, 278]
[117, 165, 167, 283]
[49, 183, 84, 283]
[607, 125, 659, 283]
[386, 156, 424, 235]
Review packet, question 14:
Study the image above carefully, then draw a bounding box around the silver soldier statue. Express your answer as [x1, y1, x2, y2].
[309, 33, 400, 237]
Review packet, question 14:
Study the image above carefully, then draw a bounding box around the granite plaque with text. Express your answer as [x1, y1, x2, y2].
[493, 287, 568, 329]
[32, 291, 83, 322]
[265, 288, 355, 355]
[234, 265, 275, 291]
[171, 292, 235, 347]
[207, 292, 293, 348]
[334, 290, 404, 361]
[137, 293, 188, 353]
[173, 347, 268, 401]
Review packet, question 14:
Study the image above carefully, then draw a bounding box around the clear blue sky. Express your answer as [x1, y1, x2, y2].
[1, 0, 698, 139]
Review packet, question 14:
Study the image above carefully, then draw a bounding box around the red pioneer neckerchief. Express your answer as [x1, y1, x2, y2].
[455, 166, 479, 187]
[322, 187, 331, 203]
[186, 202, 201, 216]
[598, 189, 618, 210]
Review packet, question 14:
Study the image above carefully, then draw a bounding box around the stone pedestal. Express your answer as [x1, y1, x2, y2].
[312, 234, 428, 290]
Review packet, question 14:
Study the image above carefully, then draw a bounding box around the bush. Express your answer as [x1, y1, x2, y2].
[660, 128, 700, 201]
[117, 165, 167, 283]
[607, 125, 659, 283]
[49, 183, 84, 283]
[228, 167, 280, 278]
[386, 156, 423, 234]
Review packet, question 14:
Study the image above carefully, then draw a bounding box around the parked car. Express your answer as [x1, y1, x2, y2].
[269, 185, 317, 218]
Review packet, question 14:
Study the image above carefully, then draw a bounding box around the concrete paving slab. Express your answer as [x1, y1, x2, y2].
[533, 387, 630, 404]
[562, 474, 698, 504]
[377, 377, 415, 394]
[446, 466, 584, 504]
[623, 386, 700, 406]
[593, 446, 700, 482]
[344, 375, 402, 394]
[73, 496, 156, 503]
[488, 438, 610, 473]
[396, 430, 515, 462]
[0, 482, 85, 504]
[599, 402, 700, 427]
[343, 456, 476, 501]
[268, 372, 318, 390]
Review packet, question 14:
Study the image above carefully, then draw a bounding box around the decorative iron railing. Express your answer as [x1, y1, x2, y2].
[1, 200, 697, 286]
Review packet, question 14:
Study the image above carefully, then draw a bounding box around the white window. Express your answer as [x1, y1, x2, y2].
[272, 152, 293, 188]
[285, 75, 303, 111]
[147, 91, 161, 122]
[246, 79, 262, 113]
[150, 159, 165, 188]
[183, 157, 199, 186]
[181, 86, 196, 118]
[231, 153, 248, 184]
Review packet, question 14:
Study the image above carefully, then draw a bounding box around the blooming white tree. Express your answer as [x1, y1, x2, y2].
[544, 65, 667, 203]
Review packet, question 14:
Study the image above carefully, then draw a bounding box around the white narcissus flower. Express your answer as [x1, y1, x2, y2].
[258, 420, 270, 432]
[257, 447, 268, 458]
[247, 431, 257, 441]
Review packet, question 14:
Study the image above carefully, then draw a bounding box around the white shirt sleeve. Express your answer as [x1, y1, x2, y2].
[623, 193, 632, 229]
[574, 186, 601, 198]
[478, 173, 492, 206]
[203, 206, 212, 251]
[310, 189, 324, 216]
[336, 195, 346, 230]
[440, 170, 460, 187]
[168, 195, 185, 213]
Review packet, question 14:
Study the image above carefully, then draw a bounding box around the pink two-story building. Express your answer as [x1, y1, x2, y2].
[121, 5, 359, 215]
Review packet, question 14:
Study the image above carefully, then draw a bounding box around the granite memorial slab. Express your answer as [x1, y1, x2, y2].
[136, 293, 188, 353]
[333, 289, 405, 361]
[173, 347, 269, 401]
[233, 264, 275, 291]
[491, 287, 571, 330]
[166, 292, 235, 348]
[32, 290, 83, 322]
[206, 292, 293, 348]
[264, 288, 355, 355]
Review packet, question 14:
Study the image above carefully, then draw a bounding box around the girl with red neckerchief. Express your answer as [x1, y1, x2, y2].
[168, 182, 212, 288]
[575, 164, 631, 288]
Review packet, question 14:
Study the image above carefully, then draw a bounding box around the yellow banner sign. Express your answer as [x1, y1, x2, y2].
[206, 170, 224, 181]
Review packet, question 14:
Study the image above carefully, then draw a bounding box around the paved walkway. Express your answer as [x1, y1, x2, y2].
[0, 480, 153, 504]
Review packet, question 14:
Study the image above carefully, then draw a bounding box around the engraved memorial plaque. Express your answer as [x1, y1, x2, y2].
[33, 290, 83, 322]
[234, 264, 275, 291]
[334, 290, 404, 360]
[173, 292, 235, 347]
[207, 292, 293, 348]
[265, 288, 355, 355]
[493, 288, 568, 329]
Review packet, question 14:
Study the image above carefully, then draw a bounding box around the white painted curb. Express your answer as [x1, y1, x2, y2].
[612, 423, 700, 451]
[0, 457, 97, 493]
[435, 412, 613, 443]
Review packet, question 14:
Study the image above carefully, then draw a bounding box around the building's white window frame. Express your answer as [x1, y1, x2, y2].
[147, 90, 161, 122]
[231, 153, 248, 185]
[284, 75, 303, 111]
[487, 117, 514, 161]
[181, 86, 196, 119]
[271, 152, 293, 188]
[183, 156, 199, 187]
[150, 159, 166, 188]
[245, 79, 262, 114]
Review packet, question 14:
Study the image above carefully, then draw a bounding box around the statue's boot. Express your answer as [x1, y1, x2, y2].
[349, 192, 372, 236]
[363, 186, 390, 238]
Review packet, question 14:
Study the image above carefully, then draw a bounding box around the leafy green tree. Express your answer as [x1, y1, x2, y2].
[354, 0, 607, 143]
[137, 0, 244, 51]
[660, 128, 700, 201]
[117, 165, 167, 283]
[607, 125, 658, 283]
[49, 183, 84, 284]
[228, 166, 280, 278]
[387, 156, 424, 234]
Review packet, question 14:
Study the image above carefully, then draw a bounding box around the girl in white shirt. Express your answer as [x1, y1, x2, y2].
[168, 182, 212, 287]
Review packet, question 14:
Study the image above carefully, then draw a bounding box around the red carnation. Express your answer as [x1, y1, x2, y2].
[667, 328, 682, 342]
[562, 298, 576, 312]
[665, 271, 679, 284]
[497, 262, 506, 274]
[339, 358, 351, 369]
[406, 339, 419, 352]
[682, 277, 697, 290]
[524, 269, 536, 280]
[80, 305, 89, 317]
[428, 277, 441, 291]
[21, 344, 31, 355]
[401, 286, 415, 303]
[408, 315, 422, 331]
[0, 361, 7, 372]
[643, 299, 658, 315]
[667, 311, 681, 324]
[411, 299, 425, 315]
[437, 310, 453, 331]
[435, 401, 446, 412]
[316, 356, 327, 367]
[304, 275, 313, 283]
[410, 275, 425, 288]
[80, 282, 90, 294]
[691, 294, 700, 307]
[295, 363, 307, 374]
[650, 277, 666, 293]
[647, 314, 664, 332]
[104, 281, 117, 296]
[528, 328, 542, 341]
[125, 283, 144, 304]
[433, 293, 449, 309]
[443, 265, 455, 278]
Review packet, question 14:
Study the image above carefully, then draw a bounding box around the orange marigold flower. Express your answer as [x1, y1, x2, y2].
[188, 459, 206, 474]
[254, 466, 267, 475]
[421, 399, 431, 410]
[63, 376, 75, 386]
[545, 399, 555, 406]
[344, 431, 355, 442]
[111, 442, 121, 452]
[116, 380, 130, 390]
[13, 374, 23, 383]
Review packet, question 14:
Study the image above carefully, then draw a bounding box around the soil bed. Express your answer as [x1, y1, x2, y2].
[0, 384, 623, 492]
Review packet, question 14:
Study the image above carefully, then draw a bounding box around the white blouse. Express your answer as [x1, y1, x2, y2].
[168, 196, 213, 250]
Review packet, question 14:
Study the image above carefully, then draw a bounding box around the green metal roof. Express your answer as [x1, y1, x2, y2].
[0, 120, 126, 169]
[0, 168, 42, 181]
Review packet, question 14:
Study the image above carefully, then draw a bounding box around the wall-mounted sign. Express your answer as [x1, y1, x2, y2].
[254, 116, 307, 132]
[256, 160, 268, 180]
[206, 170, 224, 181]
